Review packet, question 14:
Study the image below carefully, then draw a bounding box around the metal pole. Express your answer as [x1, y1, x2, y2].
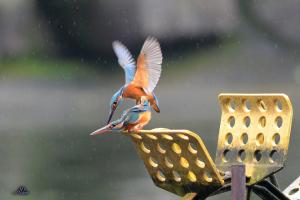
[231, 165, 246, 200]
[247, 187, 252, 200]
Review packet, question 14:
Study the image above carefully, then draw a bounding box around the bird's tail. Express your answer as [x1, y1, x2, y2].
[151, 103, 160, 113]
[150, 93, 160, 113]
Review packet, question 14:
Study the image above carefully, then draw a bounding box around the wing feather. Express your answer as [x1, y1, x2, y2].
[133, 37, 162, 93]
[112, 41, 136, 84]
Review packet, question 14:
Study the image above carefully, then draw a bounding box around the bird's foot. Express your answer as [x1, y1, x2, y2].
[128, 126, 142, 133]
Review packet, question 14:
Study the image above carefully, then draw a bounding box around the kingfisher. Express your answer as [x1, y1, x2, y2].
[107, 37, 162, 124]
[91, 97, 151, 135]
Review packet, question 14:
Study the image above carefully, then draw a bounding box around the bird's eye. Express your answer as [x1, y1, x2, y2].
[111, 124, 116, 128]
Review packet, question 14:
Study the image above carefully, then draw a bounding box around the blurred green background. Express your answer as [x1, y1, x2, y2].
[1, 0, 300, 199]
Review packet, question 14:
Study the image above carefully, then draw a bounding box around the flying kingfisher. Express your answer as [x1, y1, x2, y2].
[91, 97, 151, 135]
[107, 37, 162, 124]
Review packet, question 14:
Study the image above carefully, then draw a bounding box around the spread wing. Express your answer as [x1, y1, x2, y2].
[112, 41, 136, 84]
[132, 37, 162, 94]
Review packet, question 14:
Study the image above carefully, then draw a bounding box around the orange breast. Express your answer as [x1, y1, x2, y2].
[139, 111, 152, 124]
[123, 84, 153, 100]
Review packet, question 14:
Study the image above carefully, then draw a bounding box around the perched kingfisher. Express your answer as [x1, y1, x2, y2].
[107, 37, 162, 124]
[91, 97, 151, 135]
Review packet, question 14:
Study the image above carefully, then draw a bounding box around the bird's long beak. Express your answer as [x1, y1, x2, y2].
[107, 108, 115, 124]
[90, 125, 111, 136]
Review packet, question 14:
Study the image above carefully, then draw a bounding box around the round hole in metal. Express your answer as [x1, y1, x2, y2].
[275, 100, 283, 112]
[156, 170, 166, 182]
[259, 116, 267, 128]
[146, 134, 157, 140]
[162, 134, 173, 140]
[223, 149, 231, 162]
[172, 170, 181, 182]
[203, 171, 213, 182]
[269, 150, 280, 163]
[228, 116, 235, 128]
[241, 133, 248, 145]
[188, 143, 198, 154]
[131, 134, 142, 139]
[256, 133, 264, 146]
[244, 116, 251, 128]
[177, 134, 189, 140]
[165, 157, 173, 168]
[272, 133, 280, 145]
[275, 116, 283, 128]
[226, 98, 235, 112]
[172, 143, 182, 154]
[140, 142, 150, 154]
[187, 171, 197, 182]
[149, 157, 158, 168]
[180, 157, 189, 168]
[238, 149, 246, 162]
[195, 158, 205, 168]
[257, 99, 267, 112]
[243, 99, 251, 112]
[157, 143, 166, 154]
[225, 133, 233, 145]
[254, 150, 262, 162]
[289, 188, 299, 196]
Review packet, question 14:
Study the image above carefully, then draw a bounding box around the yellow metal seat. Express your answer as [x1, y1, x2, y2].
[126, 93, 294, 198]
[215, 94, 293, 185]
[126, 128, 224, 198]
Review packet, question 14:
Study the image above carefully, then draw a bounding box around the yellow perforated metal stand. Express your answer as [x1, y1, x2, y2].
[215, 94, 293, 185]
[125, 128, 224, 198]
[125, 93, 294, 199]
